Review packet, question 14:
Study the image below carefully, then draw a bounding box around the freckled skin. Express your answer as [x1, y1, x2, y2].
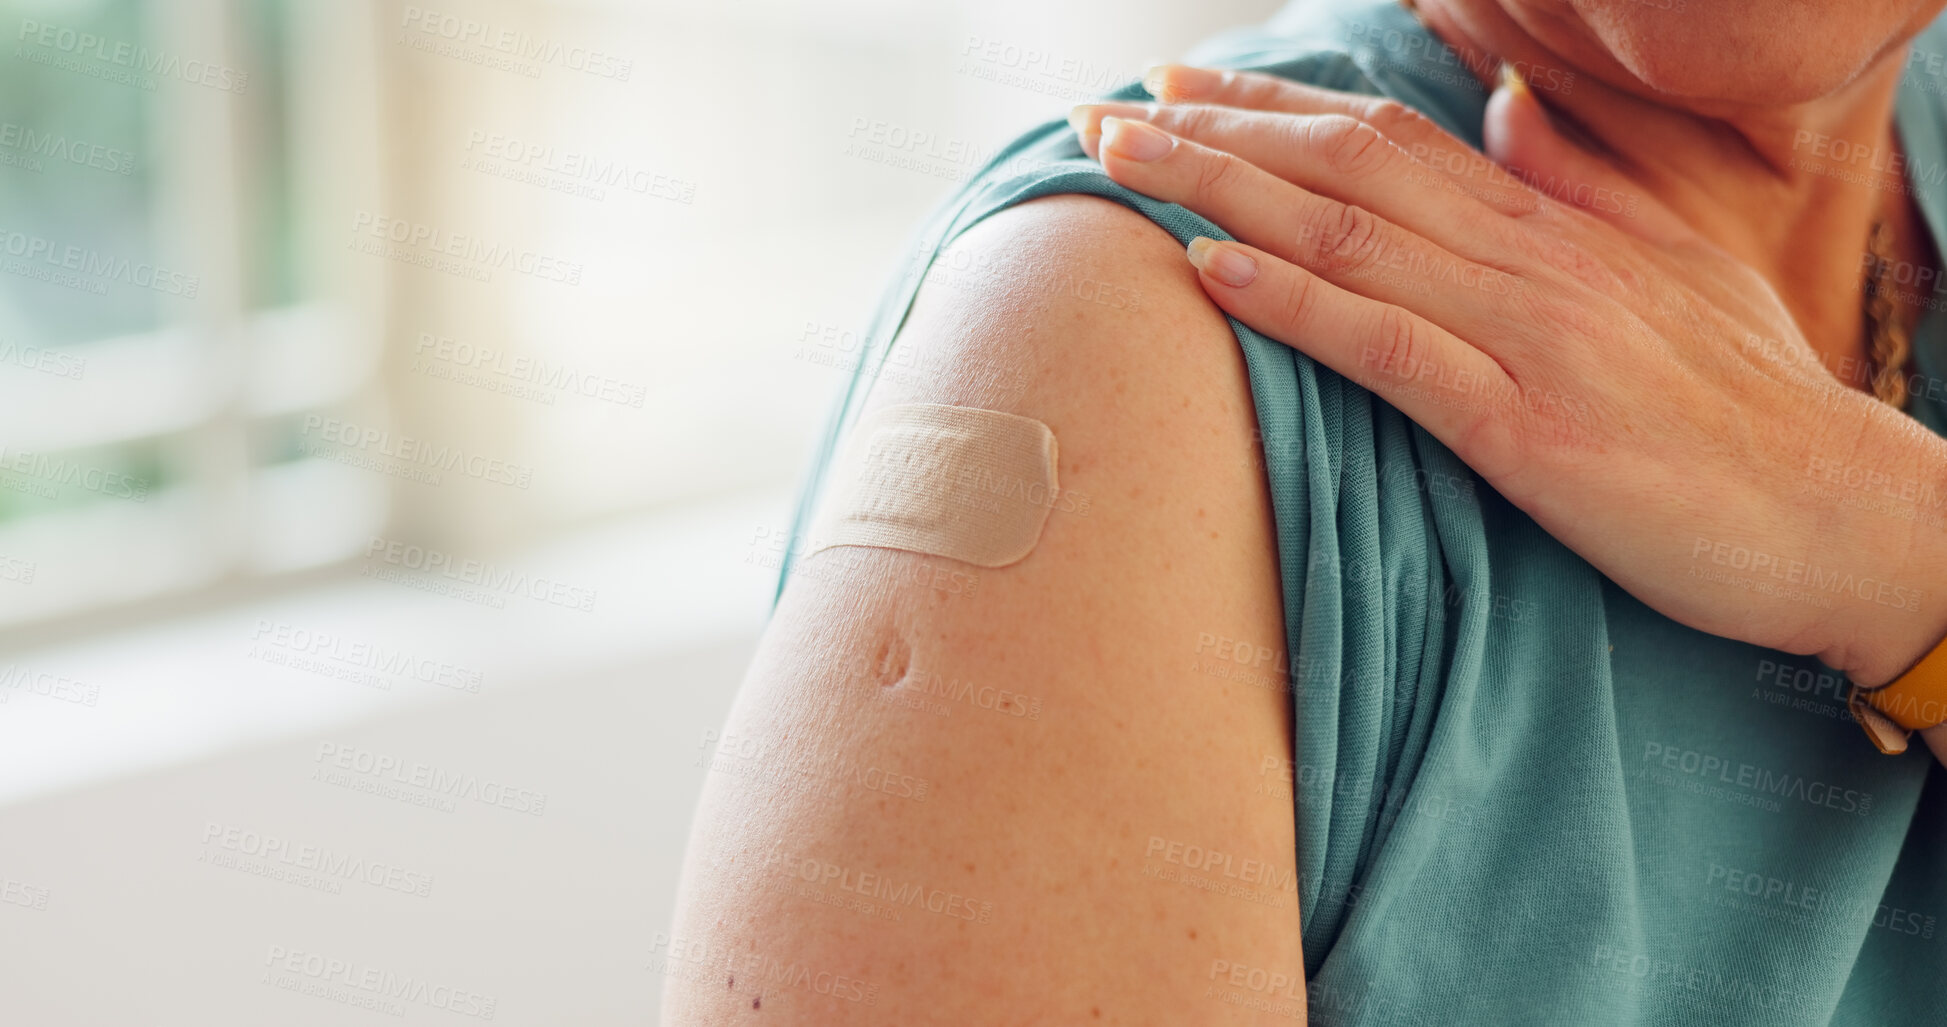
[662, 196, 1304, 1024]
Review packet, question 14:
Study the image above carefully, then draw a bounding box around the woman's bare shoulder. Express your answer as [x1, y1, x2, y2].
[662, 194, 1305, 1024]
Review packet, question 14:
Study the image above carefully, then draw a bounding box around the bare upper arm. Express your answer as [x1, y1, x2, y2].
[663, 195, 1304, 1024]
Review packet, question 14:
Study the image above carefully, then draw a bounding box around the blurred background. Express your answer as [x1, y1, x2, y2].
[0, 0, 1277, 1021]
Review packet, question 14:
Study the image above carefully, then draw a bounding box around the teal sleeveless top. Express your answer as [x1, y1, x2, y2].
[781, 2, 1947, 1021]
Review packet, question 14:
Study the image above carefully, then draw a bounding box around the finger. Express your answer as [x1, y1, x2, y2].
[1144, 63, 1438, 132]
[1095, 116, 1527, 345]
[1184, 234, 1518, 471]
[1136, 65, 1542, 218]
[1142, 64, 1260, 106]
[1483, 67, 1689, 245]
[1074, 101, 1525, 266]
[1482, 68, 1770, 319]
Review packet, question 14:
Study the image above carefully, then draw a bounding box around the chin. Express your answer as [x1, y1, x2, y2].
[1539, 0, 1938, 105]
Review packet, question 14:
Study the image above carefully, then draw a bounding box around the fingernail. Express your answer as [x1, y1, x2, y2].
[1101, 116, 1174, 162]
[1143, 64, 1224, 103]
[1068, 104, 1102, 136]
[1066, 103, 1113, 157]
[1069, 105, 1103, 158]
[1187, 237, 1257, 287]
[1498, 61, 1530, 99]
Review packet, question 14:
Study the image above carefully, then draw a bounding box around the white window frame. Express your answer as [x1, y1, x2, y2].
[0, 0, 388, 634]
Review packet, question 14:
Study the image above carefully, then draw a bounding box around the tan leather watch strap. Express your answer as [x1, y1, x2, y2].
[1848, 688, 1913, 755]
[1849, 628, 1947, 754]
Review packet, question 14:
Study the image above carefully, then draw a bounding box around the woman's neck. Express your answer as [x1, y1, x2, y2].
[1414, 0, 1930, 375]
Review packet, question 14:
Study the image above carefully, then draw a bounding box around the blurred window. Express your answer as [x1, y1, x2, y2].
[0, 0, 381, 629]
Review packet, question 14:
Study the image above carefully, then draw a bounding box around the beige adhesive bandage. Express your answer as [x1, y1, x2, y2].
[806, 403, 1060, 568]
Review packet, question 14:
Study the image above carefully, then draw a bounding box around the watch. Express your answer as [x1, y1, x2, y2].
[1849, 631, 1947, 754]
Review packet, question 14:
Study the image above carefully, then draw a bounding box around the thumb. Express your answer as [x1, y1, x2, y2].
[1483, 65, 1687, 245]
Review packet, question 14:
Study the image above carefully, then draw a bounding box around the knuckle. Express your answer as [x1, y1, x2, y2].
[1232, 71, 1283, 106]
[1299, 202, 1383, 278]
[1370, 304, 1427, 381]
[1549, 241, 1610, 291]
[1451, 393, 1502, 455]
[1607, 258, 1647, 296]
[1499, 174, 1555, 221]
[1519, 291, 1610, 349]
[1192, 149, 1248, 204]
[1517, 218, 1617, 293]
[1170, 103, 1220, 138]
[1451, 399, 1523, 480]
[1276, 269, 1323, 331]
[1361, 98, 1433, 140]
[1311, 114, 1392, 177]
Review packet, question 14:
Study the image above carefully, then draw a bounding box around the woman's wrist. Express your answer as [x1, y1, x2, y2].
[1814, 412, 1947, 688]
[1838, 596, 1947, 690]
